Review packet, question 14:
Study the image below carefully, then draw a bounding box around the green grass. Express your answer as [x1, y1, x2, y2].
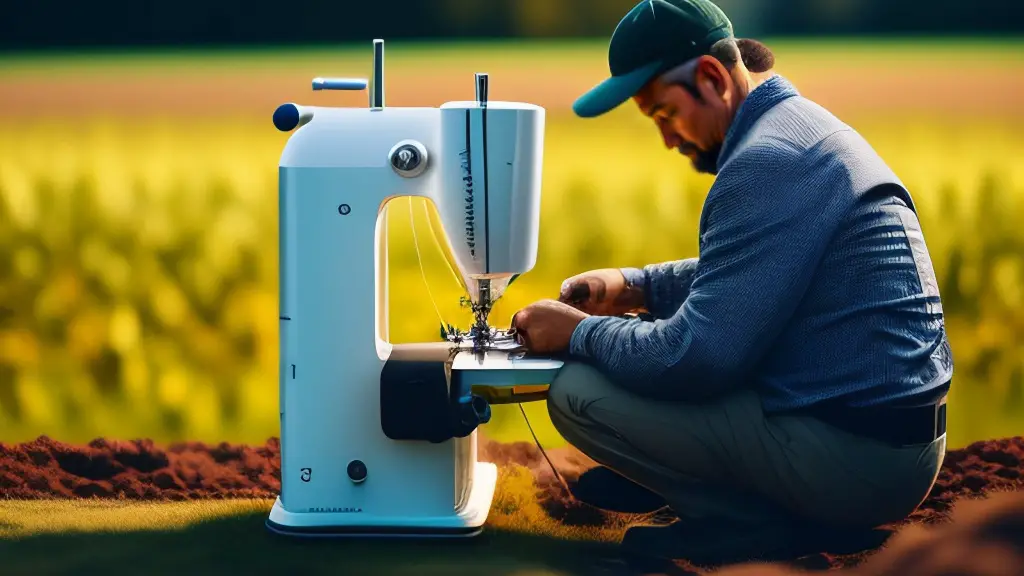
[0, 501, 622, 576]
[0, 465, 649, 576]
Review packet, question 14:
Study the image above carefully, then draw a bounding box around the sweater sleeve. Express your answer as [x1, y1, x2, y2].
[620, 258, 699, 319]
[569, 143, 844, 400]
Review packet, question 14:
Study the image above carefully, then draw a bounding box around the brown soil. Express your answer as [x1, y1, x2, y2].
[0, 436, 282, 501]
[712, 490, 1024, 576]
[2, 435, 1022, 573]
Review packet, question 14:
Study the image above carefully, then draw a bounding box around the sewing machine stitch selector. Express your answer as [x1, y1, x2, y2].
[388, 140, 428, 178]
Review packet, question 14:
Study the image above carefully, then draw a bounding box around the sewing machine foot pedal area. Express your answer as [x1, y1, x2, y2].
[266, 38, 556, 538]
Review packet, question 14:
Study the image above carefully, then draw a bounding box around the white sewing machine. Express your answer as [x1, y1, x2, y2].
[266, 39, 563, 537]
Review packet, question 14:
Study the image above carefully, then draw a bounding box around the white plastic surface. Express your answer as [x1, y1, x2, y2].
[436, 102, 545, 297]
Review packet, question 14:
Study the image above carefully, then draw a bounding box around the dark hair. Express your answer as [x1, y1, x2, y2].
[736, 38, 775, 73]
[709, 37, 775, 73]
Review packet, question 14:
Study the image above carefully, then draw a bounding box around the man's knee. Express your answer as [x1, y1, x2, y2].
[546, 360, 610, 424]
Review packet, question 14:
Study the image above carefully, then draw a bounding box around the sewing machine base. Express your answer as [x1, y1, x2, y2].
[266, 461, 497, 538]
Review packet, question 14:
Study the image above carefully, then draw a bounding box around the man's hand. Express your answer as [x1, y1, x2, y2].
[511, 299, 590, 354]
[559, 268, 645, 316]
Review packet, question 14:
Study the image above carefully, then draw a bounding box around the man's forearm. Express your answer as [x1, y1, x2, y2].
[620, 258, 699, 319]
[568, 312, 732, 401]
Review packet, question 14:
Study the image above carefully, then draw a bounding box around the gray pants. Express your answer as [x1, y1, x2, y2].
[547, 361, 946, 529]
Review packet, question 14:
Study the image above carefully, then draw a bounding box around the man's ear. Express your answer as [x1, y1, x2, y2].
[694, 56, 731, 103]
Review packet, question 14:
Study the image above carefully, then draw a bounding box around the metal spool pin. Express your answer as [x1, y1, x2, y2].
[475, 73, 488, 106]
[311, 78, 367, 91]
[305, 38, 382, 108]
[370, 39, 385, 110]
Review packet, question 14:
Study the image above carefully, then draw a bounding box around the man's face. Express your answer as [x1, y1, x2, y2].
[632, 57, 737, 175]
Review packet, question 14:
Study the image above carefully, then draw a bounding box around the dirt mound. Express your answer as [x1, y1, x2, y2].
[0, 436, 281, 500]
[715, 490, 1024, 576]
[912, 436, 1022, 520]
[854, 490, 1024, 576]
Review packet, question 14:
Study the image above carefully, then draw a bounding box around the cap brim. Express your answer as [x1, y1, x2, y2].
[572, 61, 664, 118]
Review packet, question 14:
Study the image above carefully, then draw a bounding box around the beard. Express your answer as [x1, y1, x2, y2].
[678, 141, 722, 175]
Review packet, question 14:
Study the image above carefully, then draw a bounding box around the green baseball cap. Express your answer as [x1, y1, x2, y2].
[573, 0, 734, 118]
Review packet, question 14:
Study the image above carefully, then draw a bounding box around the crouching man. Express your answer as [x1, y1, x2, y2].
[510, 0, 951, 565]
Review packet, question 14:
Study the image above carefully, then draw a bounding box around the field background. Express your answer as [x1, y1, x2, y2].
[1, 39, 1023, 450]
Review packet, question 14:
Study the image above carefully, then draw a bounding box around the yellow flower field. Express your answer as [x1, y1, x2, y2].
[0, 40, 1022, 448]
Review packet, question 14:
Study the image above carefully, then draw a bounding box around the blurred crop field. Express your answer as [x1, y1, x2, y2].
[0, 40, 1022, 449]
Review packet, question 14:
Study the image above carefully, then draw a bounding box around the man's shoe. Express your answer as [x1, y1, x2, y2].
[570, 466, 667, 513]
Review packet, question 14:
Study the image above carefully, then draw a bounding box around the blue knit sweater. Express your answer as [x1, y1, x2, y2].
[568, 75, 953, 412]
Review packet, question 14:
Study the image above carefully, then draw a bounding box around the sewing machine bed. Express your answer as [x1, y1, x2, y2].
[451, 349, 563, 404]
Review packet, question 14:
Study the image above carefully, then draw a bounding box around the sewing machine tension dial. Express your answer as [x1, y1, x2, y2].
[389, 140, 428, 178]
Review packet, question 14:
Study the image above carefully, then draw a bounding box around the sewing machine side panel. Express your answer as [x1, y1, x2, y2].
[278, 166, 457, 516]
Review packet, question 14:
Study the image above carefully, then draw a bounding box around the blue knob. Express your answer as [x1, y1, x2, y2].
[273, 103, 312, 132]
[459, 394, 492, 428]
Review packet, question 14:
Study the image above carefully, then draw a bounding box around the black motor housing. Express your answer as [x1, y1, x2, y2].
[380, 342, 491, 443]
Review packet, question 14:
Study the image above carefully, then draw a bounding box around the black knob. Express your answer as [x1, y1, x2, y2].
[388, 141, 428, 178]
[391, 145, 421, 172]
[347, 460, 367, 484]
[459, 394, 492, 428]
